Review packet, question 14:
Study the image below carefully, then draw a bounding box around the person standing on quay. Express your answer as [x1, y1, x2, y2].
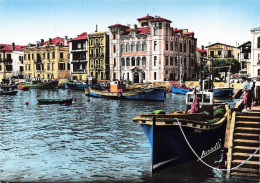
[241, 77, 252, 111]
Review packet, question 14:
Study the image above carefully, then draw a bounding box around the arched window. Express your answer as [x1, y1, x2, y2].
[121, 58, 125, 66]
[142, 42, 147, 51]
[121, 44, 125, 53]
[96, 48, 99, 56]
[136, 57, 141, 66]
[126, 57, 130, 66]
[126, 43, 130, 52]
[131, 43, 135, 52]
[136, 42, 141, 52]
[142, 57, 146, 66]
[131, 57, 135, 66]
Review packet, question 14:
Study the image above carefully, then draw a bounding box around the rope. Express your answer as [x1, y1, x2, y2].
[174, 118, 260, 171]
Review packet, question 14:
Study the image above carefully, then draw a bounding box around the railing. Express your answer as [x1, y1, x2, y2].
[71, 59, 87, 62]
[72, 69, 86, 74]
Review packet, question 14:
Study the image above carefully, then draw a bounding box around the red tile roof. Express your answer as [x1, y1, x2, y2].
[197, 47, 207, 53]
[183, 32, 194, 35]
[0, 44, 25, 51]
[137, 15, 154, 21]
[173, 29, 182, 32]
[150, 17, 172, 23]
[108, 24, 129, 28]
[43, 37, 68, 46]
[136, 27, 150, 34]
[72, 32, 88, 41]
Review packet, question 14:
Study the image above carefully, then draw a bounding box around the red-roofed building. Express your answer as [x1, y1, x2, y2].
[108, 15, 197, 83]
[68, 32, 88, 81]
[0, 43, 25, 82]
[23, 36, 70, 81]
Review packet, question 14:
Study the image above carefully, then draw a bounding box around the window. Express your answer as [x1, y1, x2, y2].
[47, 63, 50, 70]
[126, 43, 130, 52]
[114, 58, 116, 66]
[227, 50, 232, 57]
[218, 51, 221, 55]
[113, 34, 116, 39]
[77, 43, 81, 49]
[131, 43, 135, 52]
[258, 37, 260, 48]
[154, 72, 157, 80]
[113, 44, 116, 53]
[143, 72, 145, 80]
[258, 54, 260, 61]
[32, 54, 34, 60]
[175, 42, 178, 51]
[210, 51, 214, 57]
[59, 63, 65, 70]
[136, 42, 141, 52]
[170, 57, 173, 66]
[28, 54, 31, 60]
[154, 56, 157, 66]
[0, 65, 1, 71]
[137, 57, 140, 66]
[60, 52, 63, 59]
[142, 42, 147, 51]
[121, 58, 125, 66]
[28, 64, 31, 70]
[165, 41, 168, 50]
[24, 54, 27, 60]
[180, 43, 182, 52]
[154, 28, 158, 36]
[42, 53, 45, 59]
[184, 43, 187, 53]
[175, 57, 178, 66]
[170, 42, 173, 51]
[47, 53, 50, 60]
[165, 56, 168, 65]
[159, 22, 162, 29]
[52, 52, 55, 59]
[142, 57, 146, 66]
[127, 72, 129, 80]
[154, 41, 157, 51]
[19, 56, 23, 61]
[126, 57, 130, 66]
[184, 58, 186, 66]
[258, 69, 260, 76]
[131, 57, 135, 66]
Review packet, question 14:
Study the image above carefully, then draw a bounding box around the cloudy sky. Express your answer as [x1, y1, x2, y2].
[0, 0, 259, 47]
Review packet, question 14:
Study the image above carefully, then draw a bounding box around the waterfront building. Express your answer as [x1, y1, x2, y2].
[0, 43, 25, 82]
[108, 15, 197, 83]
[23, 37, 70, 81]
[250, 27, 260, 78]
[237, 41, 251, 77]
[205, 42, 239, 60]
[69, 32, 88, 81]
[88, 32, 110, 80]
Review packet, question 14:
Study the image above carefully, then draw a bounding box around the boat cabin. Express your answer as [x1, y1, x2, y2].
[186, 90, 214, 116]
[110, 81, 126, 93]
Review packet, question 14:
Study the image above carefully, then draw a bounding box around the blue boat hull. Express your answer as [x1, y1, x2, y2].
[213, 88, 233, 97]
[90, 88, 165, 101]
[65, 82, 100, 90]
[140, 120, 226, 173]
[171, 85, 191, 94]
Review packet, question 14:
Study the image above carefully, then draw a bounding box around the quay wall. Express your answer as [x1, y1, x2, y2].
[185, 81, 242, 89]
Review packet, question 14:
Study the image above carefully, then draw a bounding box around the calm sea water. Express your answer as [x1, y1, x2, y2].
[0, 89, 257, 182]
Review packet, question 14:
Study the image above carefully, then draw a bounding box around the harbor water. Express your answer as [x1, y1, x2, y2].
[0, 89, 257, 182]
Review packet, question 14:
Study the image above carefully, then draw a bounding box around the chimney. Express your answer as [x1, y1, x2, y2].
[201, 45, 204, 50]
[95, 24, 98, 32]
[64, 36, 68, 46]
[12, 42, 15, 51]
[134, 24, 137, 29]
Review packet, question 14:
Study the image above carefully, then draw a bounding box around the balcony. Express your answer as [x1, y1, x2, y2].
[71, 59, 87, 63]
[72, 69, 86, 74]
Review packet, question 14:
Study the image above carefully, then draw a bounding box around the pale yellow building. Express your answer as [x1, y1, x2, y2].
[206, 42, 239, 60]
[88, 32, 109, 80]
[23, 37, 70, 82]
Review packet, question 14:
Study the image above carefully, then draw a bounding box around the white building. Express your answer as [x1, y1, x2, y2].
[250, 27, 260, 78]
[11, 49, 24, 78]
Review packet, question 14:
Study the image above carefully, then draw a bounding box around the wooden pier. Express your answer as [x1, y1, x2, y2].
[224, 100, 260, 178]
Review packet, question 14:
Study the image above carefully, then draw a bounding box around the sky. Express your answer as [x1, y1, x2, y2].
[0, 0, 259, 48]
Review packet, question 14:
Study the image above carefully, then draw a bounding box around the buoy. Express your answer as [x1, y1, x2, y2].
[86, 98, 90, 102]
[25, 101, 29, 105]
[73, 98, 77, 101]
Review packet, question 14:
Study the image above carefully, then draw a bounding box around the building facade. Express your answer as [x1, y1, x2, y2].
[108, 15, 197, 83]
[88, 32, 110, 80]
[205, 42, 239, 60]
[250, 27, 260, 78]
[237, 41, 251, 77]
[0, 43, 24, 82]
[69, 32, 88, 81]
[23, 37, 70, 81]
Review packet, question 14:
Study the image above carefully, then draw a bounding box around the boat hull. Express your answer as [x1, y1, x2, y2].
[171, 85, 191, 94]
[140, 120, 226, 173]
[17, 84, 29, 90]
[213, 88, 233, 97]
[0, 91, 18, 95]
[65, 82, 100, 90]
[38, 98, 73, 105]
[90, 88, 165, 101]
[20, 81, 58, 89]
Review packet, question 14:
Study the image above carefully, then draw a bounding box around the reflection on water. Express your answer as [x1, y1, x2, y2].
[0, 90, 256, 182]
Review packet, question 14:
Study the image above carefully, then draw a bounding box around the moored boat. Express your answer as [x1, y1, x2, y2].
[0, 84, 18, 95]
[0, 90, 18, 95]
[132, 90, 229, 173]
[169, 81, 192, 94]
[38, 98, 73, 105]
[65, 80, 100, 90]
[17, 84, 30, 91]
[89, 81, 165, 101]
[20, 80, 58, 89]
[213, 87, 233, 97]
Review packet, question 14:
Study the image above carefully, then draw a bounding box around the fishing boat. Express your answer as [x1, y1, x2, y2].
[65, 80, 100, 90]
[17, 84, 30, 91]
[89, 81, 165, 101]
[0, 83, 18, 95]
[20, 79, 58, 89]
[38, 98, 73, 105]
[132, 90, 229, 173]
